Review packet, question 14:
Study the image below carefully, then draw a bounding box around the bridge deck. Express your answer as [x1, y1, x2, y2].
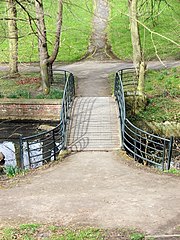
[68, 97, 121, 151]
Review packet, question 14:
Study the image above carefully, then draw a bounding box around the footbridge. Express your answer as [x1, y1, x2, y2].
[18, 68, 173, 171]
[68, 97, 120, 151]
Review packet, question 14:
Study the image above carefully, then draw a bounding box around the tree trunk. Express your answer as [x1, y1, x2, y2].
[7, 0, 18, 74]
[128, 0, 145, 95]
[35, 0, 50, 94]
[48, 0, 63, 65]
[35, 0, 63, 94]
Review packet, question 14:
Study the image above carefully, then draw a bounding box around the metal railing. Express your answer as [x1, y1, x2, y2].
[19, 70, 75, 169]
[115, 68, 173, 170]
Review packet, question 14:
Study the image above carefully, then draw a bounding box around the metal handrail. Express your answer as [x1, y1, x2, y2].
[19, 70, 75, 169]
[114, 68, 173, 170]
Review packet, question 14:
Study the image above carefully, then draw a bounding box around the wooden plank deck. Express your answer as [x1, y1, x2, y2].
[67, 97, 121, 151]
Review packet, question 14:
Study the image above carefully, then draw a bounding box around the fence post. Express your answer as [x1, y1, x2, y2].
[65, 71, 67, 83]
[162, 144, 166, 171]
[167, 136, 173, 170]
[114, 73, 119, 98]
[71, 73, 75, 97]
[53, 130, 56, 161]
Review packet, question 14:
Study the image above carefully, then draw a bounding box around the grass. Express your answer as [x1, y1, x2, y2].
[3, 165, 21, 178]
[0, 0, 93, 63]
[36, 89, 63, 99]
[0, 224, 145, 240]
[1, 0, 179, 63]
[144, 68, 180, 97]
[108, 0, 180, 60]
[135, 67, 180, 122]
[109, 67, 180, 123]
[0, 72, 64, 99]
[130, 233, 144, 240]
[3, 165, 29, 178]
[164, 168, 180, 176]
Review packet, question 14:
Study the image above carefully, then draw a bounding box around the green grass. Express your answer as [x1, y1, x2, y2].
[109, 67, 180, 123]
[36, 89, 63, 99]
[0, 224, 145, 240]
[0, 72, 40, 98]
[130, 232, 144, 240]
[3, 165, 28, 178]
[0, 72, 64, 99]
[164, 169, 180, 176]
[108, 0, 180, 60]
[1, 0, 179, 63]
[0, 0, 93, 63]
[136, 97, 179, 122]
[144, 68, 180, 97]
[3, 166, 21, 177]
[135, 67, 180, 122]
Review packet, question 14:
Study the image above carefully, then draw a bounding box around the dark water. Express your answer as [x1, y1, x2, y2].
[0, 120, 58, 168]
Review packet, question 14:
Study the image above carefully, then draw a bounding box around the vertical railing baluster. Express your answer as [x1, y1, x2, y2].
[27, 140, 31, 168]
[19, 135, 24, 169]
[162, 140, 166, 171]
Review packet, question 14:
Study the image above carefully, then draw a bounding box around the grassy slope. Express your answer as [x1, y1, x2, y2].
[0, 0, 93, 63]
[135, 67, 180, 122]
[109, 67, 180, 123]
[108, 0, 180, 61]
[1, 1, 179, 63]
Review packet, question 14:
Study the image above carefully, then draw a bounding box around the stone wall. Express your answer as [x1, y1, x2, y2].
[134, 119, 180, 138]
[0, 99, 61, 121]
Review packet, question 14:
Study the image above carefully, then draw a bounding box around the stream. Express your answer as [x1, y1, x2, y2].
[0, 120, 58, 169]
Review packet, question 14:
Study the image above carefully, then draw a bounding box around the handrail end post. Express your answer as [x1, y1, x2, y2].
[167, 136, 174, 170]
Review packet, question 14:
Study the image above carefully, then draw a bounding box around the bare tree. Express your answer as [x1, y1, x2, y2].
[2, 0, 63, 94]
[35, 0, 63, 94]
[127, 0, 174, 96]
[128, 0, 146, 96]
[6, 0, 18, 74]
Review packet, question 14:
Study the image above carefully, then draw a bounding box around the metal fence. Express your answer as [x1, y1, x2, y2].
[19, 70, 75, 169]
[115, 68, 173, 170]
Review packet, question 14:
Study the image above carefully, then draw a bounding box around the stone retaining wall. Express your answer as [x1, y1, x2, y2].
[134, 120, 180, 138]
[0, 99, 61, 121]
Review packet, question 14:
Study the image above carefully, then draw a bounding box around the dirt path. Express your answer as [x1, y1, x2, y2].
[88, 0, 112, 60]
[0, 152, 180, 235]
[54, 60, 180, 96]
